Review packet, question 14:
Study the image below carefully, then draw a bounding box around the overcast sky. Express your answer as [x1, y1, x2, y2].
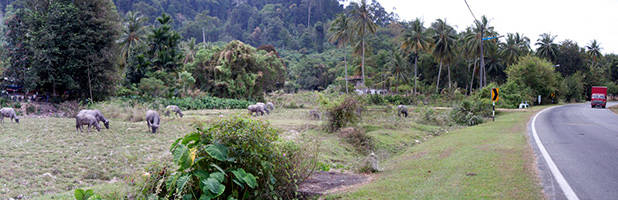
[355, 0, 618, 54]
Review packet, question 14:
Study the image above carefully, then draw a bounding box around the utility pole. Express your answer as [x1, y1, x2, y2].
[464, 0, 485, 88]
[479, 26, 485, 89]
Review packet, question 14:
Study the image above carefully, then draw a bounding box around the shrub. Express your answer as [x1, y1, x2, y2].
[139, 77, 169, 98]
[367, 94, 385, 105]
[338, 127, 374, 155]
[561, 72, 585, 102]
[140, 115, 313, 199]
[416, 105, 450, 126]
[0, 98, 9, 107]
[74, 188, 101, 200]
[116, 84, 139, 97]
[324, 96, 364, 132]
[473, 82, 534, 108]
[505, 56, 561, 105]
[25, 104, 37, 114]
[384, 95, 416, 105]
[157, 96, 255, 110]
[450, 100, 492, 126]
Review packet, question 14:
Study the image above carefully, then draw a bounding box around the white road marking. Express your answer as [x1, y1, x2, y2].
[532, 106, 580, 200]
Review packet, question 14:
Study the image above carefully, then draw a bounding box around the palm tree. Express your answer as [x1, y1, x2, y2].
[117, 11, 146, 65]
[586, 39, 602, 66]
[181, 38, 198, 65]
[351, 0, 377, 86]
[474, 16, 493, 88]
[462, 28, 479, 93]
[386, 49, 407, 91]
[499, 33, 530, 66]
[535, 33, 559, 62]
[401, 18, 430, 95]
[329, 13, 352, 93]
[430, 19, 457, 92]
[463, 16, 494, 89]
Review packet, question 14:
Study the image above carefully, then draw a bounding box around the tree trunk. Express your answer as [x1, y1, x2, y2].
[344, 42, 349, 94]
[479, 30, 485, 89]
[414, 56, 418, 96]
[469, 62, 476, 95]
[307, 0, 311, 28]
[447, 63, 451, 88]
[202, 27, 206, 44]
[436, 60, 442, 93]
[483, 63, 487, 87]
[361, 29, 366, 86]
[478, 60, 483, 89]
[87, 65, 93, 100]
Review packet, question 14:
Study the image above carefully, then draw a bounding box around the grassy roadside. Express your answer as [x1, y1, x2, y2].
[328, 107, 549, 199]
[609, 105, 618, 114]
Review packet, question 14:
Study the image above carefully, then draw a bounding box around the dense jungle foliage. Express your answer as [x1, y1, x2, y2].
[1, 0, 617, 106]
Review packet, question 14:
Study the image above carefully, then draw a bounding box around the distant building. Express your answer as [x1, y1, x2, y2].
[346, 75, 388, 95]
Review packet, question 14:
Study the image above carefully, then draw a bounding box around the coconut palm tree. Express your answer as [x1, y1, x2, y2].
[535, 33, 559, 62]
[386, 49, 407, 91]
[463, 16, 495, 89]
[430, 19, 457, 92]
[401, 18, 430, 95]
[329, 13, 352, 93]
[499, 33, 530, 66]
[351, 0, 377, 86]
[586, 39, 602, 66]
[117, 11, 146, 65]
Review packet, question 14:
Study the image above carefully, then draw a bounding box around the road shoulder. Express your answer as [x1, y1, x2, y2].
[527, 105, 567, 200]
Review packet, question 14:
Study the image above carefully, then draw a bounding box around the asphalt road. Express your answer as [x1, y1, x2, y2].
[532, 103, 618, 200]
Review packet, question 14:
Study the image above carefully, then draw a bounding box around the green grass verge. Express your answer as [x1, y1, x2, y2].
[327, 108, 546, 199]
[609, 105, 618, 114]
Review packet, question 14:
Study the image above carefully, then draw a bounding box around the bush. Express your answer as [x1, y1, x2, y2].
[365, 94, 417, 106]
[416, 105, 449, 126]
[561, 72, 585, 102]
[139, 77, 169, 98]
[324, 96, 364, 132]
[473, 82, 534, 108]
[0, 98, 9, 107]
[367, 94, 386, 105]
[338, 127, 374, 155]
[505, 56, 561, 105]
[140, 116, 314, 199]
[25, 104, 37, 114]
[157, 96, 255, 110]
[450, 100, 492, 126]
[384, 95, 416, 105]
[74, 188, 101, 200]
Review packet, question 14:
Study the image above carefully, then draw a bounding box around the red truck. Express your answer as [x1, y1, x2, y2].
[591, 86, 608, 108]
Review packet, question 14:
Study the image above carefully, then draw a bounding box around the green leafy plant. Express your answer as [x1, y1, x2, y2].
[74, 188, 101, 200]
[141, 115, 314, 199]
[450, 100, 491, 126]
[323, 96, 364, 132]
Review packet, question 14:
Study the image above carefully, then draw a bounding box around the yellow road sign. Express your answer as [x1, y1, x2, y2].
[492, 88, 499, 102]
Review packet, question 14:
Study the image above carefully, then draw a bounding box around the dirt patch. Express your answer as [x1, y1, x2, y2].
[298, 171, 371, 197]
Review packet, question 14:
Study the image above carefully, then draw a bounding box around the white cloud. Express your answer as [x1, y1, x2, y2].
[360, 0, 618, 54]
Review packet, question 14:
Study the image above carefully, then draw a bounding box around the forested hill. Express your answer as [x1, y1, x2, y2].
[2, 0, 345, 51]
[115, 0, 345, 50]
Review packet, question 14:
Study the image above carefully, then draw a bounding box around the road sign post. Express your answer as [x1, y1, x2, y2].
[491, 88, 499, 121]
